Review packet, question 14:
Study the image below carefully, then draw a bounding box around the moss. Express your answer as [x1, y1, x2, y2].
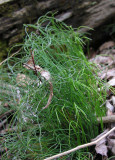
[0, 2, 19, 17]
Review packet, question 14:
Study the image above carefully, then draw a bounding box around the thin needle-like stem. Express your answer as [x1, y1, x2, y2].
[0, 48, 21, 66]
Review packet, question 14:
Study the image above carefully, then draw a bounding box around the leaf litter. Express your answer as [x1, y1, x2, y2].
[90, 40, 115, 158]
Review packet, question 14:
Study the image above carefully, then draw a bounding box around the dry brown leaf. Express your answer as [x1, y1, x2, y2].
[112, 96, 115, 107]
[98, 68, 115, 80]
[94, 129, 108, 157]
[95, 139, 108, 157]
[39, 70, 50, 81]
[108, 77, 115, 87]
[99, 41, 115, 52]
[93, 128, 115, 157]
[107, 131, 115, 155]
[23, 63, 51, 81]
[106, 100, 115, 117]
[91, 55, 113, 65]
[25, 58, 34, 68]
[106, 101, 114, 113]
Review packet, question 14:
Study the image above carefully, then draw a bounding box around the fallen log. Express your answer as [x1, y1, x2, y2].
[0, 0, 115, 44]
[97, 115, 115, 124]
[0, 0, 115, 60]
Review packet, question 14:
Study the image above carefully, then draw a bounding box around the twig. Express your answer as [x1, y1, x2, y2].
[0, 48, 21, 66]
[44, 127, 115, 160]
[97, 115, 115, 123]
[23, 63, 34, 70]
[0, 119, 7, 128]
[30, 50, 38, 76]
[42, 81, 53, 109]
[23, 63, 41, 82]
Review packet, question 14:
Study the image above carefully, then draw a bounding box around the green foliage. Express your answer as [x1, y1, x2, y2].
[0, 14, 106, 159]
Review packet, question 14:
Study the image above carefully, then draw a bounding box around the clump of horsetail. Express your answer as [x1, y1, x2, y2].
[0, 14, 106, 159]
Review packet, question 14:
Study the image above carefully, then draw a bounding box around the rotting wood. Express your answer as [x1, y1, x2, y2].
[0, 0, 115, 48]
[79, 0, 115, 33]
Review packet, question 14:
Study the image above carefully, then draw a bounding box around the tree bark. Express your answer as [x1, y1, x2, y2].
[0, 0, 115, 55]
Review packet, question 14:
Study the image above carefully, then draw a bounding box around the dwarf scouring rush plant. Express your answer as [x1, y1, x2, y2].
[0, 14, 106, 159]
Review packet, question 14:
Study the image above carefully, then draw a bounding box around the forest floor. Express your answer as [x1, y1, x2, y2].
[87, 40, 115, 159]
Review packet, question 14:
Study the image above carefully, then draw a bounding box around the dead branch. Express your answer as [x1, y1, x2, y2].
[30, 50, 38, 76]
[97, 115, 115, 123]
[44, 127, 115, 160]
[42, 81, 53, 109]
